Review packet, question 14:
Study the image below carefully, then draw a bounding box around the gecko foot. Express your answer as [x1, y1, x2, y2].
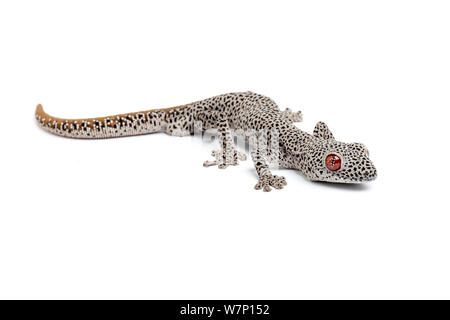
[203, 149, 247, 168]
[254, 174, 287, 192]
[282, 108, 303, 123]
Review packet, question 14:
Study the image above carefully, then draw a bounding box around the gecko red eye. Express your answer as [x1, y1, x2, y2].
[325, 154, 341, 171]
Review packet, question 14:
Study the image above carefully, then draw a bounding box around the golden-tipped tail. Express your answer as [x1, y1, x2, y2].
[35, 103, 192, 139]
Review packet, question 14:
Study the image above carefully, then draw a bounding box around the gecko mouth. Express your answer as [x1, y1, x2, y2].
[315, 168, 377, 184]
[338, 162, 378, 183]
[343, 169, 377, 183]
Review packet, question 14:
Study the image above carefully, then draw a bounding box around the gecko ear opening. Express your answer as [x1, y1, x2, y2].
[313, 122, 335, 140]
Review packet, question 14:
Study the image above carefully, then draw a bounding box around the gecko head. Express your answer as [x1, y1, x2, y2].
[302, 122, 377, 183]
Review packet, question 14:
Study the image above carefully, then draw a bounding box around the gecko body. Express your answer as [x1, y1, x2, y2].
[36, 92, 377, 191]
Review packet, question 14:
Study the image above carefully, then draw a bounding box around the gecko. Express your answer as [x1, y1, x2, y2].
[35, 91, 377, 191]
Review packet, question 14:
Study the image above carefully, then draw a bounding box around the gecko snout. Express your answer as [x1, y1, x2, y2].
[362, 165, 377, 181]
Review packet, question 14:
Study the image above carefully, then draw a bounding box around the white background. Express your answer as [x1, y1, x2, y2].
[0, 0, 449, 299]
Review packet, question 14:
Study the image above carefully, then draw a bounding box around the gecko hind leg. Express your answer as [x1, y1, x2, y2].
[203, 115, 246, 169]
[203, 149, 247, 168]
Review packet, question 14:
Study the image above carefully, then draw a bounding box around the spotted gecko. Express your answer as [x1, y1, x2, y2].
[35, 92, 377, 191]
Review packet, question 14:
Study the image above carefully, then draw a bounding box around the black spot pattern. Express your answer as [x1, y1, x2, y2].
[36, 92, 377, 190]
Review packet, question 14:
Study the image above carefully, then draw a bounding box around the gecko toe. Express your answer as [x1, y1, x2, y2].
[254, 182, 263, 190]
[204, 149, 246, 169]
[203, 160, 216, 167]
[255, 174, 287, 192]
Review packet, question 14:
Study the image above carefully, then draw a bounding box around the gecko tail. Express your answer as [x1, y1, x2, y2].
[35, 103, 191, 139]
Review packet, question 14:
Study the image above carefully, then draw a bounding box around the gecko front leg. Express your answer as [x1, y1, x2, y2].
[203, 113, 246, 168]
[250, 136, 287, 192]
